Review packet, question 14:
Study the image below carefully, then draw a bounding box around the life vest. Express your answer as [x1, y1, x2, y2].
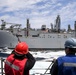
[4, 54, 29, 75]
[58, 55, 76, 75]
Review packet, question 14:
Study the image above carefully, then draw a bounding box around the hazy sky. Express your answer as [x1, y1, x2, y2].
[0, 0, 76, 29]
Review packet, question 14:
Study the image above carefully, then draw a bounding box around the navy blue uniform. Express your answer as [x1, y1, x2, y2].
[50, 54, 76, 75]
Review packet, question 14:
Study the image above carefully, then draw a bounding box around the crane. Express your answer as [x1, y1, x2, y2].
[1, 20, 21, 30]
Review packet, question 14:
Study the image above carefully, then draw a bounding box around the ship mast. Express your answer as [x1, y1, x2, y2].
[54, 15, 61, 33]
[26, 19, 30, 37]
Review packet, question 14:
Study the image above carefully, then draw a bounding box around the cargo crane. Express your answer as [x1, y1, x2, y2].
[1, 20, 21, 32]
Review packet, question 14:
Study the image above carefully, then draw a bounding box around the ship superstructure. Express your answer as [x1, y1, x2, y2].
[0, 15, 76, 50]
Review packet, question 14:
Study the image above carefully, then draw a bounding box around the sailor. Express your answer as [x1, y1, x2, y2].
[50, 38, 76, 75]
[4, 42, 36, 75]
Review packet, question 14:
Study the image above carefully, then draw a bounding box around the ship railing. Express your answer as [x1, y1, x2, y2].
[0, 58, 53, 75]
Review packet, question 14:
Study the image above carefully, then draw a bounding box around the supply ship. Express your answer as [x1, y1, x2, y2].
[0, 15, 76, 50]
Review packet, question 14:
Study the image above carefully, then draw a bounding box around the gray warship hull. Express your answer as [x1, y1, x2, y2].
[0, 30, 75, 50]
[19, 33, 75, 50]
[0, 30, 18, 49]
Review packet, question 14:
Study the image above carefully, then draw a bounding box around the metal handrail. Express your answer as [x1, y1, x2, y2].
[0, 58, 5, 75]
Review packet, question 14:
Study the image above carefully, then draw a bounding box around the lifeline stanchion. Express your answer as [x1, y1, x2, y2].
[1, 58, 4, 75]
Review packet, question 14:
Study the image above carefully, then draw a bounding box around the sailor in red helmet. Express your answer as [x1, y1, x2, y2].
[4, 42, 36, 75]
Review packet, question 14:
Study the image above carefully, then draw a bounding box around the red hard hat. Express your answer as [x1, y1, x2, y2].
[15, 42, 29, 54]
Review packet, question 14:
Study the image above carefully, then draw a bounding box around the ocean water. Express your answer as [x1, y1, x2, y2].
[0, 50, 65, 75]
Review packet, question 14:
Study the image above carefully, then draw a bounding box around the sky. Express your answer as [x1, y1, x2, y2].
[0, 0, 76, 30]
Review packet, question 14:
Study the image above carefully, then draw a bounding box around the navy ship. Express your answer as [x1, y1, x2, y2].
[0, 15, 76, 50]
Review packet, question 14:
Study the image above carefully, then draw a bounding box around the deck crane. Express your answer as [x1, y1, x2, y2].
[1, 19, 21, 32]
